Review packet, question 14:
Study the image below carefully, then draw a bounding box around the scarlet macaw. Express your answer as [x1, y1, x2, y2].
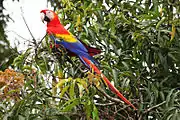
[40, 9, 136, 110]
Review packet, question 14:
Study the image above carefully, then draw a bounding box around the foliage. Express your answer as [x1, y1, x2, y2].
[0, 0, 18, 70]
[0, 69, 24, 100]
[1, 0, 180, 119]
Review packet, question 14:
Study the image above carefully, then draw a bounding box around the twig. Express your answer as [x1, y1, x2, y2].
[37, 33, 47, 47]
[20, 7, 37, 46]
[95, 102, 116, 106]
[44, 91, 69, 101]
[95, 85, 124, 104]
[138, 101, 166, 120]
[20, 7, 39, 57]
[143, 101, 166, 114]
[6, 30, 33, 43]
[53, 112, 83, 117]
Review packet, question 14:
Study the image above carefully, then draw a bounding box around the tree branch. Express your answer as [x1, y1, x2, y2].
[20, 7, 37, 46]
[6, 30, 33, 43]
[138, 101, 166, 120]
[95, 85, 124, 104]
[54, 112, 83, 117]
[37, 33, 47, 48]
[143, 101, 166, 114]
[44, 91, 69, 101]
[95, 102, 116, 106]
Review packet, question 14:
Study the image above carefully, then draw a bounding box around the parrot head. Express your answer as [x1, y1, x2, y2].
[40, 9, 60, 26]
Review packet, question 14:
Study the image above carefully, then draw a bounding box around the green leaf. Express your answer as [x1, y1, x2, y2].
[156, 17, 166, 29]
[92, 105, 99, 120]
[60, 86, 70, 98]
[170, 90, 180, 106]
[122, 61, 129, 69]
[69, 80, 75, 99]
[83, 100, 92, 120]
[56, 79, 70, 90]
[77, 83, 85, 97]
[61, 98, 80, 112]
[112, 69, 117, 83]
[18, 115, 25, 120]
[22, 65, 32, 71]
[166, 89, 175, 107]
[160, 91, 165, 101]
[83, 25, 89, 36]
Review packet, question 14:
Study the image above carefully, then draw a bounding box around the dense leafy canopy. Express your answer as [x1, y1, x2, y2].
[1, 0, 180, 119]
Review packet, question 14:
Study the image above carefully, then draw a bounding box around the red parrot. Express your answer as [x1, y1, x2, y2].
[40, 9, 137, 110]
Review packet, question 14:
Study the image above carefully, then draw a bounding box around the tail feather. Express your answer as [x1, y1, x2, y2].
[82, 57, 137, 110]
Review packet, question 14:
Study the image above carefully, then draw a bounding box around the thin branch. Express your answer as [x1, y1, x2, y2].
[138, 101, 166, 120]
[116, 104, 133, 113]
[95, 102, 116, 106]
[6, 30, 32, 42]
[143, 101, 166, 114]
[44, 91, 69, 101]
[20, 7, 37, 45]
[38, 111, 83, 118]
[54, 112, 83, 117]
[37, 33, 47, 47]
[95, 85, 124, 104]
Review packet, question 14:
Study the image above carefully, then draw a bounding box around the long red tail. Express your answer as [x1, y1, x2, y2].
[82, 57, 137, 110]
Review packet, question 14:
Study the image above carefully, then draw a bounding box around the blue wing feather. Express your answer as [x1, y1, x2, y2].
[49, 34, 99, 68]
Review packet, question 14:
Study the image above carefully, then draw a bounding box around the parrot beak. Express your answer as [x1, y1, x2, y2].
[40, 10, 46, 23]
[40, 10, 50, 23]
[40, 13, 45, 23]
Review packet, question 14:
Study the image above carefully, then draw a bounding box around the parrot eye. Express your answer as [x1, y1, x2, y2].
[45, 10, 54, 21]
[46, 10, 51, 15]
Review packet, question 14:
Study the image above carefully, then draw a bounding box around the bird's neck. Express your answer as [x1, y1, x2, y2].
[47, 19, 70, 35]
[47, 18, 61, 27]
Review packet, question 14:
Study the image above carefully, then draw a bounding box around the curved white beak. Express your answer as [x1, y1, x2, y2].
[40, 13, 45, 23]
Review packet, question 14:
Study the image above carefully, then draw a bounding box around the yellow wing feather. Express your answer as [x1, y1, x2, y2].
[55, 33, 77, 43]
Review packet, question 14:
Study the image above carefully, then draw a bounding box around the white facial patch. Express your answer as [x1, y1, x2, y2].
[45, 10, 54, 21]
